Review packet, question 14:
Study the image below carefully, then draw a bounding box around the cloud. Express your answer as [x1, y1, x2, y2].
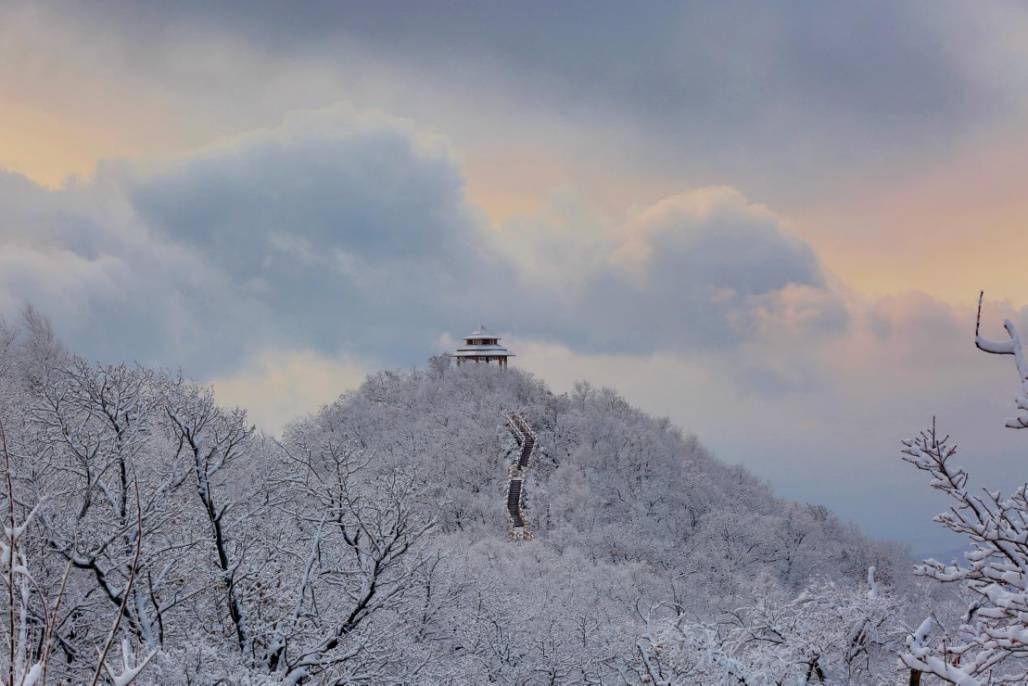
[1, 110, 844, 377]
[624, 190, 820, 293]
[22, 0, 1018, 191]
[0, 169, 252, 369]
[0, 112, 512, 373]
[119, 111, 513, 364]
[210, 348, 373, 434]
[539, 187, 846, 353]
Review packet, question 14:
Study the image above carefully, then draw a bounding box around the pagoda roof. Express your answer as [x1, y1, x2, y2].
[453, 343, 514, 357]
[466, 325, 499, 339]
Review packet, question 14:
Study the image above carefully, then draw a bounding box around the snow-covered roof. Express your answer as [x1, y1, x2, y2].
[452, 344, 514, 357]
[456, 343, 508, 350]
[451, 351, 515, 358]
[466, 325, 498, 340]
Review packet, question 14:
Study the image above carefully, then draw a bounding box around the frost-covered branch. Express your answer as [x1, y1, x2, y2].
[895, 296, 1028, 683]
[900, 420, 1028, 684]
[975, 291, 1028, 430]
[629, 572, 900, 684]
[88, 479, 154, 686]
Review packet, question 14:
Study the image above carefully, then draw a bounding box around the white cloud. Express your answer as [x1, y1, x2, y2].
[0, 107, 848, 375]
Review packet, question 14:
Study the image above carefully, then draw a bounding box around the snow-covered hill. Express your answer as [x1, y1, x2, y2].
[307, 362, 907, 587]
[0, 316, 912, 683]
[283, 362, 912, 682]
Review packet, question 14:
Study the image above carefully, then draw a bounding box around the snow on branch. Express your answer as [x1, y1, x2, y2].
[893, 293, 1028, 683]
[630, 573, 900, 684]
[900, 418, 1028, 683]
[975, 291, 1028, 429]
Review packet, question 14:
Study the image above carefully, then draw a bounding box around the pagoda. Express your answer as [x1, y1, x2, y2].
[451, 326, 514, 367]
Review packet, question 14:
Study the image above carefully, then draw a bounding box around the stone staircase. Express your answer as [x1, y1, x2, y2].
[505, 412, 536, 539]
[506, 479, 525, 528]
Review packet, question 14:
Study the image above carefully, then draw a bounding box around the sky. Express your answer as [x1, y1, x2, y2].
[3, 1, 1028, 553]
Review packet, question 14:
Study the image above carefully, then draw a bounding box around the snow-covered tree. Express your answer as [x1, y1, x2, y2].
[0, 307, 913, 682]
[899, 293, 1028, 684]
[630, 569, 900, 685]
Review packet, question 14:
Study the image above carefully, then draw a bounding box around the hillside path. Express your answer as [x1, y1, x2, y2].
[505, 412, 535, 539]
